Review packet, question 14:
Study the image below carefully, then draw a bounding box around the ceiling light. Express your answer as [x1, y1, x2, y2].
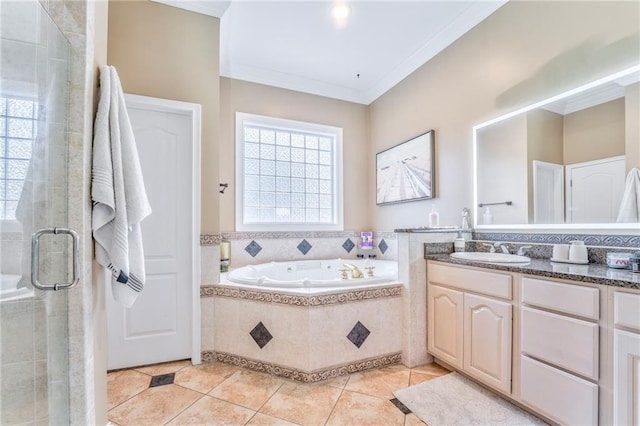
[331, 3, 351, 20]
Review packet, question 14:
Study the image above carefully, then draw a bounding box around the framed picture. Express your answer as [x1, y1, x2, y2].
[376, 130, 435, 205]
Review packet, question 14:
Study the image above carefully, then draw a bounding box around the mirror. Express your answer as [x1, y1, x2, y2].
[473, 65, 640, 229]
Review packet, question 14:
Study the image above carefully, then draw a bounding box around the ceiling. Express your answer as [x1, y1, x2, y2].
[153, 0, 507, 105]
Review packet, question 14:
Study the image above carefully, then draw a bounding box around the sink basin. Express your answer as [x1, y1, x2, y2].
[450, 252, 531, 263]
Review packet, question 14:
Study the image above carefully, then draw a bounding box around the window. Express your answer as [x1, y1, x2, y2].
[235, 112, 343, 231]
[0, 97, 37, 221]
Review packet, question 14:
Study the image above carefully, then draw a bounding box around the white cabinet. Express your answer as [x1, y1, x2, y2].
[427, 263, 512, 394]
[427, 284, 463, 369]
[521, 356, 598, 425]
[521, 306, 599, 380]
[520, 276, 600, 425]
[613, 291, 640, 426]
[463, 293, 512, 393]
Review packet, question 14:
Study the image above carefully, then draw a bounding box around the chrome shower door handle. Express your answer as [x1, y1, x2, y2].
[31, 227, 80, 291]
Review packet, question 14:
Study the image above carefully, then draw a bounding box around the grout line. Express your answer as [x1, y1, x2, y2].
[162, 392, 206, 426]
[323, 386, 345, 425]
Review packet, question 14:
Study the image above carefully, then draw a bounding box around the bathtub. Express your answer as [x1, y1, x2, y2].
[1, 274, 34, 302]
[205, 258, 403, 383]
[225, 258, 398, 290]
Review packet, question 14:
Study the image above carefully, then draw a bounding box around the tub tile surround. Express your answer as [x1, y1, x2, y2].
[201, 351, 404, 384]
[211, 231, 397, 269]
[396, 231, 458, 368]
[201, 282, 402, 382]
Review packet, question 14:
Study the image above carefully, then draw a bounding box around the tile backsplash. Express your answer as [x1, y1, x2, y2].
[473, 232, 640, 248]
[469, 232, 640, 265]
[210, 231, 398, 269]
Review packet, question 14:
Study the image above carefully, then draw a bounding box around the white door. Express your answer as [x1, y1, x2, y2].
[566, 155, 625, 223]
[533, 160, 564, 224]
[106, 95, 201, 370]
[463, 293, 512, 394]
[427, 284, 464, 369]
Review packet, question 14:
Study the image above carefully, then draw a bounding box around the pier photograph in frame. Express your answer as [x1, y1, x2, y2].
[376, 130, 435, 205]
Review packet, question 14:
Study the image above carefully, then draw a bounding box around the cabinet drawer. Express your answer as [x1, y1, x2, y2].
[521, 356, 598, 426]
[521, 306, 599, 380]
[614, 291, 640, 332]
[428, 262, 512, 300]
[521, 277, 599, 320]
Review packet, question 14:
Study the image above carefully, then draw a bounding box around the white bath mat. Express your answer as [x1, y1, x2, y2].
[393, 372, 547, 426]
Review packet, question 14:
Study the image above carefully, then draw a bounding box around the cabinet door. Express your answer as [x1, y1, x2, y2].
[463, 293, 512, 394]
[427, 284, 463, 369]
[614, 329, 640, 426]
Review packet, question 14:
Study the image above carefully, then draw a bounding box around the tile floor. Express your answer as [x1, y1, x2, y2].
[107, 360, 451, 425]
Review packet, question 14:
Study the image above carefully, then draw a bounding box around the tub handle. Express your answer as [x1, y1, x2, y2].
[365, 266, 375, 277]
[31, 228, 80, 291]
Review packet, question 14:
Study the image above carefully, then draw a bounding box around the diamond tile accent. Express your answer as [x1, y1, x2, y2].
[346, 321, 370, 348]
[250, 321, 273, 349]
[378, 239, 389, 254]
[342, 238, 355, 253]
[245, 240, 262, 257]
[297, 239, 312, 255]
[149, 373, 175, 387]
[390, 398, 412, 414]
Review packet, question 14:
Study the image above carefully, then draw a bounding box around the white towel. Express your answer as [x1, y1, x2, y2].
[92, 66, 151, 308]
[617, 167, 640, 223]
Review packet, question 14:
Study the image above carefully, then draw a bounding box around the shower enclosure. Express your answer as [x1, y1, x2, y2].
[1, 1, 74, 424]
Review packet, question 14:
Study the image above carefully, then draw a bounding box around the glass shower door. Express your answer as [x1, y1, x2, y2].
[0, 1, 73, 424]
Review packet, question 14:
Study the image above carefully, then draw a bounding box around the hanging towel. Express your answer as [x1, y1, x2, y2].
[92, 66, 152, 308]
[617, 167, 640, 223]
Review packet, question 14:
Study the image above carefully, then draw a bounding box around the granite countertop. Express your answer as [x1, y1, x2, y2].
[394, 226, 472, 233]
[426, 253, 640, 289]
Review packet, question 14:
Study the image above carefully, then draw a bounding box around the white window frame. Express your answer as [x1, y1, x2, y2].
[235, 112, 344, 231]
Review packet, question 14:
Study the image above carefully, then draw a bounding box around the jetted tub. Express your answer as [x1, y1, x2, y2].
[208, 258, 403, 382]
[1, 274, 34, 302]
[225, 258, 398, 289]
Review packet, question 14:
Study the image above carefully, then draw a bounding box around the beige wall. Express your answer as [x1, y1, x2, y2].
[563, 98, 625, 165]
[107, 0, 220, 233]
[476, 115, 528, 224]
[219, 77, 369, 231]
[527, 109, 564, 221]
[626, 82, 640, 172]
[369, 1, 639, 229]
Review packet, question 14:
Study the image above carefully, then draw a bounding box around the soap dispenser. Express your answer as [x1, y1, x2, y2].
[454, 232, 466, 252]
[428, 205, 440, 228]
[483, 207, 493, 225]
[461, 208, 470, 229]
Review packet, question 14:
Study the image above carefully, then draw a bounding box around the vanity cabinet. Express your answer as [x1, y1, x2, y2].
[427, 284, 463, 369]
[463, 293, 512, 393]
[427, 263, 512, 394]
[520, 276, 600, 425]
[427, 260, 639, 425]
[613, 291, 640, 425]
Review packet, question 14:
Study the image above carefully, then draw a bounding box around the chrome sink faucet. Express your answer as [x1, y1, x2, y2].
[483, 242, 510, 253]
[482, 243, 496, 253]
[517, 246, 532, 256]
